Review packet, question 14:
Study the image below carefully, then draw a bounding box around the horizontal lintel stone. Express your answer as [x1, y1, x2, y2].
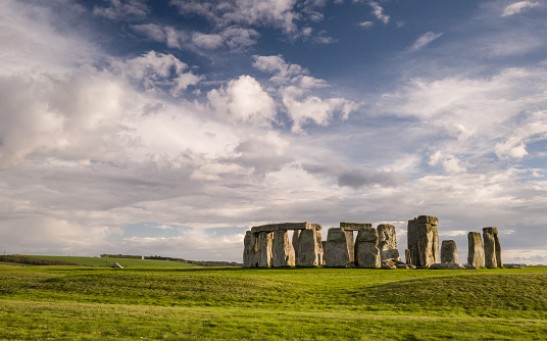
[340, 222, 372, 231]
[251, 222, 321, 233]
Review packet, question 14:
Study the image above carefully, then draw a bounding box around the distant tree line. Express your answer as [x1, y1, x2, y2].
[145, 255, 241, 267]
[0, 255, 75, 266]
[100, 254, 143, 259]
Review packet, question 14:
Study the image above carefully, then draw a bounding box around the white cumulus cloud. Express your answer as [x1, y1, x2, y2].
[501, 1, 540, 17]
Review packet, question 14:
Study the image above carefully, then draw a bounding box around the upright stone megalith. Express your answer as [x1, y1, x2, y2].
[292, 230, 301, 261]
[354, 226, 381, 268]
[324, 228, 354, 267]
[483, 227, 502, 268]
[407, 215, 439, 268]
[441, 240, 458, 265]
[272, 230, 295, 267]
[467, 232, 485, 268]
[243, 231, 258, 268]
[297, 227, 322, 267]
[377, 224, 400, 262]
[257, 232, 273, 268]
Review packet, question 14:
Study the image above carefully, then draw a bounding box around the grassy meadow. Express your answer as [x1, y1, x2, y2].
[0, 257, 545, 340]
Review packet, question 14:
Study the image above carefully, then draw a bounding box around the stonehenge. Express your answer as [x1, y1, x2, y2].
[354, 226, 381, 268]
[324, 227, 354, 267]
[243, 217, 503, 270]
[483, 227, 502, 268]
[406, 215, 439, 268]
[440, 240, 458, 265]
[467, 232, 485, 268]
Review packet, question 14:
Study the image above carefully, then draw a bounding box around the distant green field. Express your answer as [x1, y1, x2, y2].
[26, 255, 197, 268]
[0, 263, 545, 340]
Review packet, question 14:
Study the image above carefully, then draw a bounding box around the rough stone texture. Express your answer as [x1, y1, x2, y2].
[340, 222, 372, 231]
[381, 259, 397, 269]
[467, 232, 485, 268]
[296, 229, 321, 267]
[407, 215, 439, 268]
[324, 228, 354, 267]
[257, 232, 273, 268]
[484, 227, 502, 268]
[315, 230, 324, 266]
[112, 262, 124, 269]
[243, 231, 259, 268]
[483, 229, 498, 269]
[441, 240, 458, 265]
[378, 224, 400, 262]
[292, 230, 301, 261]
[272, 230, 295, 267]
[251, 222, 320, 233]
[354, 227, 380, 268]
[405, 249, 412, 265]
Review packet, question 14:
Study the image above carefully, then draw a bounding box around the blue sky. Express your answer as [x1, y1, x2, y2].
[1, 0, 546, 264]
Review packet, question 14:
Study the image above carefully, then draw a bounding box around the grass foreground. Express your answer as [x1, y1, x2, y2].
[0, 260, 545, 340]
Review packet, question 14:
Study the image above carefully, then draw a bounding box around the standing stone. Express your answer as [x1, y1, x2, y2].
[354, 227, 380, 268]
[467, 232, 485, 268]
[315, 229, 324, 266]
[483, 227, 501, 268]
[243, 231, 259, 268]
[377, 224, 400, 262]
[272, 230, 295, 267]
[257, 232, 273, 268]
[292, 230, 301, 261]
[296, 229, 321, 267]
[405, 249, 412, 265]
[324, 228, 354, 267]
[441, 240, 458, 265]
[407, 215, 439, 268]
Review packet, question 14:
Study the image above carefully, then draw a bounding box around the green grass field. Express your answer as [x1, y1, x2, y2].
[0, 259, 545, 340]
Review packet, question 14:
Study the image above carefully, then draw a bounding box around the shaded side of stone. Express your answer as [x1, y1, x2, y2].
[407, 215, 439, 268]
[257, 232, 273, 268]
[292, 230, 301, 261]
[467, 232, 485, 268]
[441, 240, 458, 265]
[243, 231, 259, 268]
[324, 228, 354, 267]
[272, 230, 295, 267]
[483, 230, 497, 269]
[354, 227, 380, 268]
[296, 229, 321, 267]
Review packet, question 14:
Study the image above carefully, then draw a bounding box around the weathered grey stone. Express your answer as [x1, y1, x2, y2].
[340, 222, 372, 231]
[429, 263, 443, 270]
[407, 215, 439, 268]
[243, 231, 259, 268]
[443, 263, 465, 270]
[381, 259, 397, 269]
[396, 263, 409, 269]
[324, 228, 354, 267]
[251, 222, 320, 233]
[405, 249, 412, 265]
[467, 232, 485, 268]
[354, 227, 380, 268]
[272, 230, 295, 267]
[316, 230, 324, 266]
[112, 262, 124, 269]
[257, 232, 273, 268]
[378, 224, 400, 262]
[296, 229, 322, 267]
[483, 229, 498, 269]
[483, 227, 502, 268]
[441, 240, 458, 265]
[292, 230, 301, 261]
